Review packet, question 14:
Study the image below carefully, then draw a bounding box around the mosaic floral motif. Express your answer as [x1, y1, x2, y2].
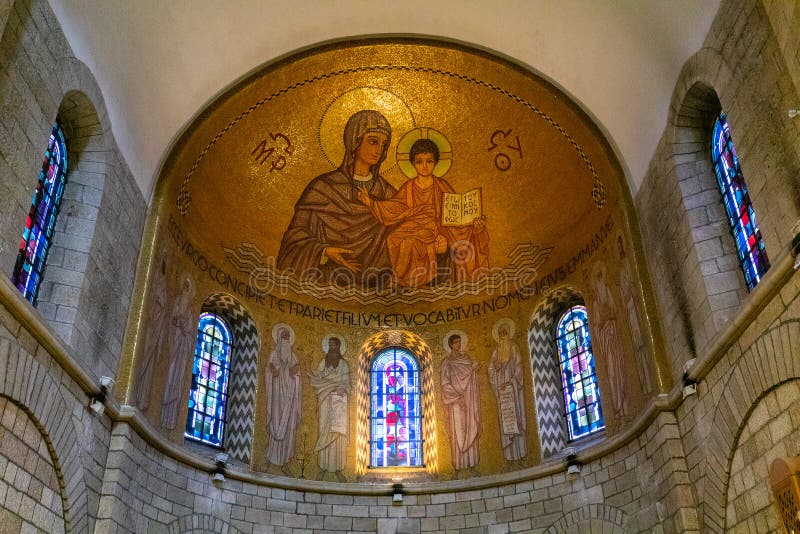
[370, 348, 422, 467]
[556, 306, 604, 439]
[185, 312, 232, 446]
[711, 112, 769, 291]
[12, 124, 68, 304]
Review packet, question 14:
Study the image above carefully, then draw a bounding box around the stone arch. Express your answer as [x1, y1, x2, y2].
[696, 320, 800, 532]
[662, 47, 750, 374]
[354, 330, 437, 474]
[0, 396, 66, 532]
[543, 503, 629, 533]
[0, 332, 90, 532]
[35, 89, 108, 346]
[199, 293, 261, 463]
[528, 285, 584, 458]
[19, 54, 138, 383]
[725, 379, 800, 531]
[167, 513, 242, 534]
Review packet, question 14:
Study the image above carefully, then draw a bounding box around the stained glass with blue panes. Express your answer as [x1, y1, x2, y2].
[556, 305, 604, 440]
[185, 312, 232, 447]
[12, 123, 68, 304]
[370, 348, 422, 467]
[711, 113, 769, 291]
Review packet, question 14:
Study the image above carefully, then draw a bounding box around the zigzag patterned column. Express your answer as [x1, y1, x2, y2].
[202, 294, 260, 464]
[528, 288, 581, 458]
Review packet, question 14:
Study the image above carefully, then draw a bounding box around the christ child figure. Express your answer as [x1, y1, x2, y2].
[357, 137, 488, 287]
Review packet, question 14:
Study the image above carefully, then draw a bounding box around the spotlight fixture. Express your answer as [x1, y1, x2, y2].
[392, 483, 404, 504]
[100, 376, 115, 391]
[89, 396, 105, 415]
[211, 453, 228, 487]
[88, 380, 109, 415]
[682, 372, 697, 399]
[566, 454, 582, 478]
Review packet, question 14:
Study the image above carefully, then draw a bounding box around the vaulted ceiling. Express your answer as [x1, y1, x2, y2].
[49, 0, 720, 200]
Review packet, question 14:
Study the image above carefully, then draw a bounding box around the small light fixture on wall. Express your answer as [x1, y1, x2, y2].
[566, 454, 582, 478]
[790, 109, 799, 119]
[88, 377, 115, 415]
[682, 373, 697, 399]
[682, 358, 697, 399]
[88, 395, 105, 415]
[211, 453, 228, 487]
[392, 483, 404, 505]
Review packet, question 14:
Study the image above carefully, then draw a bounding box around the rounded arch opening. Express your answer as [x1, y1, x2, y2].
[355, 330, 437, 476]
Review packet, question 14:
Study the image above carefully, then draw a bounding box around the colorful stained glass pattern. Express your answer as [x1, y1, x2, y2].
[12, 123, 68, 304]
[711, 113, 769, 291]
[370, 348, 423, 467]
[185, 312, 232, 447]
[556, 305, 604, 440]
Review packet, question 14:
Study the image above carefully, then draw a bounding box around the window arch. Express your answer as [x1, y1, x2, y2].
[12, 122, 68, 304]
[185, 312, 233, 447]
[556, 305, 604, 440]
[369, 347, 423, 467]
[711, 112, 769, 291]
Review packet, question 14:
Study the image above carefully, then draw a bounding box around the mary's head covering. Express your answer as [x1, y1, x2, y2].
[340, 110, 391, 178]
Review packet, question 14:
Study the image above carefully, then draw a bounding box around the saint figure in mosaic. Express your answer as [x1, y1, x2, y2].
[617, 235, 651, 395]
[309, 334, 350, 481]
[441, 331, 480, 475]
[265, 324, 302, 473]
[160, 274, 196, 429]
[134, 247, 170, 410]
[358, 132, 489, 288]
[488, 318, 527, 467]
[589, 261, 630, 422]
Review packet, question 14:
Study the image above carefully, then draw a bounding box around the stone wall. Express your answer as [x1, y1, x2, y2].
[725, 379, 800, 532]
[635, 0, 800, 383]
[0, 0, 146, 379]
[0, 0, 798, 533]
[94, 411, 693, 533]
[0, 294, 114, 532]
[0, 396, 65, 533]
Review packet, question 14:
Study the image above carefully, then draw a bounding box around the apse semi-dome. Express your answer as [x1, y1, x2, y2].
[137, 38, 656, 479]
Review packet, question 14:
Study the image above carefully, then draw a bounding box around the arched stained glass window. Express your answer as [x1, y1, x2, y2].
[711, 112, 769, 290]
[370, 347, 423, 467]
[185, 312, 232, 447]
[12, 123, 68, 304]
[556, 305, 604, 440]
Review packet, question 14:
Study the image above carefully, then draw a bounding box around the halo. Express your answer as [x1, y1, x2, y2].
[179, 273, 196, 298]
[492, 318, 515, 343]
[443, 329, 468, 352]
[319, 87, 415, 172]
[322, 333, 347, 356]
[271, 323, 296, 346]
[397, 127, 453, 179]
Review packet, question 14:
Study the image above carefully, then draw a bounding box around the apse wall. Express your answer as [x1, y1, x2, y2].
[0, 0, 798, 533]
[126, 35, 664, 482]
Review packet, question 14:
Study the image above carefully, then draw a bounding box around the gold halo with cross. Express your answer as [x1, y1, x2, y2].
[319, 87, 415, 171]
[397, 127, 453, 179]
